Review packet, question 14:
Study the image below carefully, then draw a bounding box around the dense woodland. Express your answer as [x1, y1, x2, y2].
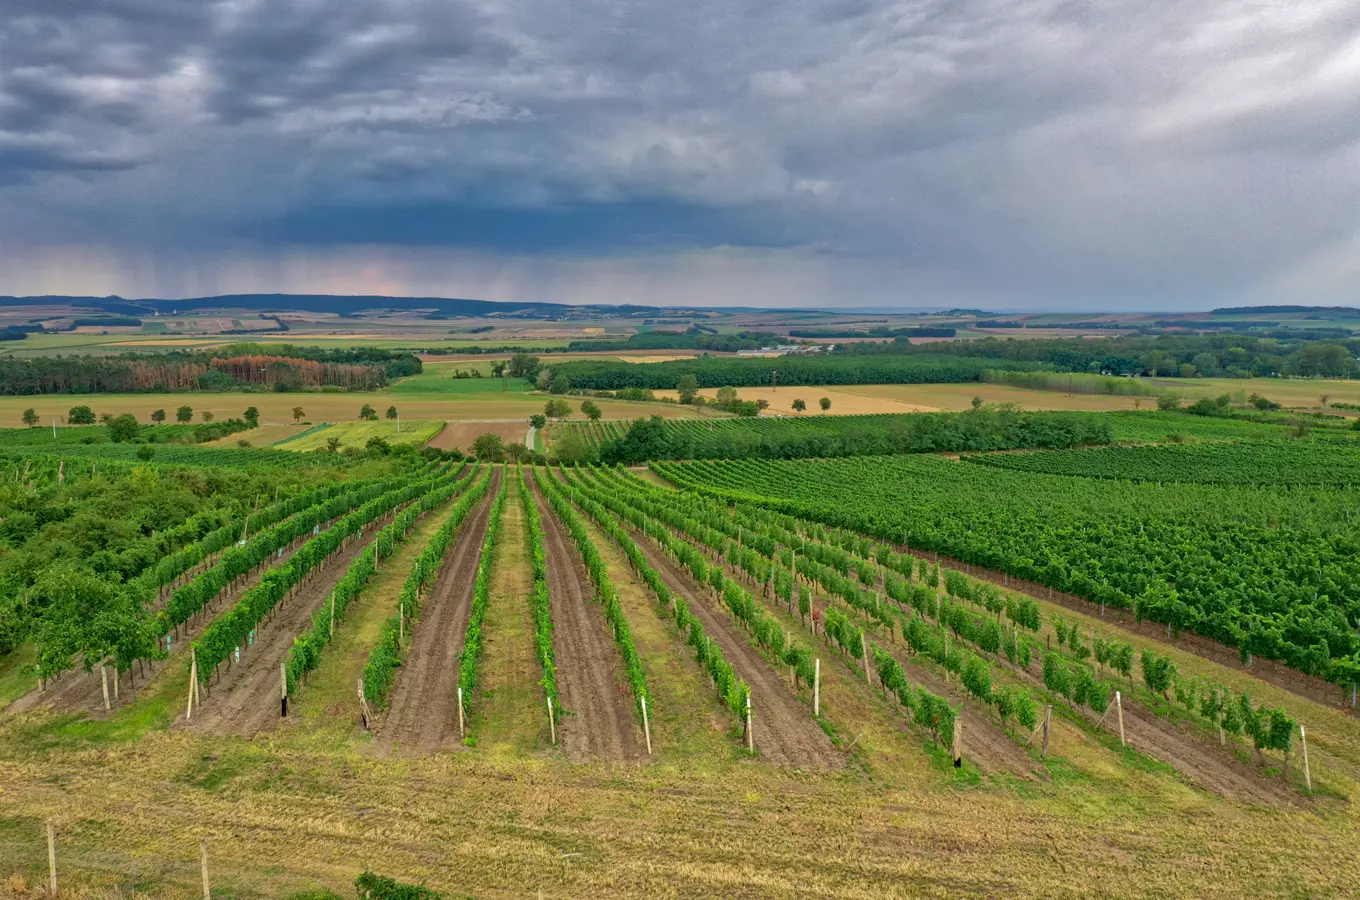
[0, 345, 421, 395]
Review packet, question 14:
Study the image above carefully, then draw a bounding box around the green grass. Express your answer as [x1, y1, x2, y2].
[279, 420, 444, 452]
[0, 644, 36, 708]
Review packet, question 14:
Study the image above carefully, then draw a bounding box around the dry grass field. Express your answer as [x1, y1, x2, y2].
[653, 386, 938, 415]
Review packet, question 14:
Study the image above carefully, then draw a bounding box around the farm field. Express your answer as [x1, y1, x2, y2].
[2, 364, 1360, 895]
[276, 419, 444, 451]
[0, 391, 711, 428]
[653, 385, 937, 414]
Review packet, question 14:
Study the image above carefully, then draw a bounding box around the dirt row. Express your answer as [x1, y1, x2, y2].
[371, 473, 500, 756]
[612, 516, 841, 768]
[180, 510, 403, 737]
[527, 471, 642, 761]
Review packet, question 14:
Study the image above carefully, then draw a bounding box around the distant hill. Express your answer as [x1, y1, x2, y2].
[1209, 305, 1360, 316]
[0, 293, 660, 320]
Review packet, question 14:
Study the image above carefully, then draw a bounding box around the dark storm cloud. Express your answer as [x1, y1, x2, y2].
[1, 0, 1360, 303]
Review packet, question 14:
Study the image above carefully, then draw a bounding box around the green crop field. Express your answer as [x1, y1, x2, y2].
[276, 419, 445, 451]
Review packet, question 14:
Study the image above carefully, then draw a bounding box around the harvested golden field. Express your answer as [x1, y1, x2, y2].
[0, 392, 709, 428]
[653, 386, 937, 415]
[198, 422, 315, 447]
[839, 383, 1148, 411]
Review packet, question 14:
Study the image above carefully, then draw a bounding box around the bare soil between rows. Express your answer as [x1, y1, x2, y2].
[618, 520, 840, 768]
[370, 473, 499, 756]
[178, 513, 399, 737]
[529, 472, 642, 762]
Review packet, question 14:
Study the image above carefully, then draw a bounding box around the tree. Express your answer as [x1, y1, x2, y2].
[580, 400, 602, 421]
[677, 374, 700, 404]
[150, 408, 166, 424]
[550, 373, 571, 394]
[21, 408, 37, 427]
[1321, 394, 1331, 407]
[243, 406, 260, 428]
[472, 433, 506, 461]
[386, 406, 398, 420]
[366, 436, 391, 455]
[292, 406, 305, 423]
[545, 398, 571, 420]
[201, 410, 215, 423]
[325, 436, 342, 452]
[106, 414, 140, 443]
[792, 398, 807, 413]
[970, 396, 983, 410]
[504, 441, 530, 462]
[715, 386, 738, 407]
[529, 414, 547, 430]
[819, 397, 832, 413]
[175, 405, 193, 423]
[1155, 393, 1181, 411]
[136, 445, 155, 461]
[755, 399, 770, 411]
[552, 431, 595, 465]
[535, 370, 553, 391]
[490, 361, 507, 378]
[359, 404, 377, 420]
[68, 405, 96, 425]
[507, 353, 540, 378]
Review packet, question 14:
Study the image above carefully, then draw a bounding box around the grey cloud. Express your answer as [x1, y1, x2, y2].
[1, 0, 1360, 304]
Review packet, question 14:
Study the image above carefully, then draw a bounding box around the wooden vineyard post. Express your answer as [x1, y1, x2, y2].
[746, 693, 754, 755]
[279, 662, 288, 717]
[1041, 705, 1052, 758]
[100, 662, 111, 711]
[1301, 725, 1312, 792]
[640, 696, 653, 755]
[399, 598, 404, 642]
[200, 836, 211, 900]
[1115, 691, 1126, 746]
[187, 649, 198, 720]
[458, 687, 466, 738]
[329, 592, 336, 638]
[813, 658, 821, 716]
[952, 717, 962, 768]
[547, 695, 556, 745]
[1216, 688, 1225, 745]
[357, 678, 371, 730]
[47, 821, 57, 896]
[860, 632, 871, 682]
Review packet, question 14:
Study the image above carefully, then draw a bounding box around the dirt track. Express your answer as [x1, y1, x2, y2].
[529, 472, 641, 761]
[621, 521, 840, 768]
[372, 473, 499, 756]
[180, 513, 399, 737]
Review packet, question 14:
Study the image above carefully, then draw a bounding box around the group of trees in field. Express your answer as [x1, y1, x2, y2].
[598, 408, 1114, 464]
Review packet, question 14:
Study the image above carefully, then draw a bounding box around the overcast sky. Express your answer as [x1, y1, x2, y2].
[2, 0, 1358, 309]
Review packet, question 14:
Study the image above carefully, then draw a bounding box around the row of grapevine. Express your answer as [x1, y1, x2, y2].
[520, 467, 559, 719]
[455, 472, 508, 720]
[540, 468, 750, 722]
[574, 468, 974, 744]
[193, 464, 467, 683]
[642, 463, 1306, 764]
[161, 469, 423, 635]
[655, 455, 1360, 689]
[362, 467, 493, 710]
[534, 468, 649, 718]
[284, 465, 483, 692]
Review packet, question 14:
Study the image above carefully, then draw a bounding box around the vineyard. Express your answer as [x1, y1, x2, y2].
[3, 442, 1360, 895]
[654, 453, 1360, 690]
[966, 437, 1360, 485]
